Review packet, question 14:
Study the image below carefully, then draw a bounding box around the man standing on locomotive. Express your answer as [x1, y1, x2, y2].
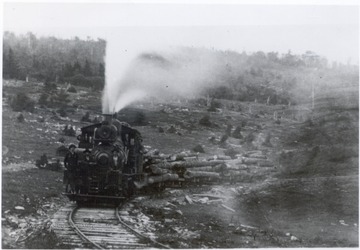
[64, 144, 79, 193]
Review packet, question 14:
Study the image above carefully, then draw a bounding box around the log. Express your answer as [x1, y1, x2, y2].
[148, 173, 179, 184]
[170, 152, 199, 161]
[257, 161, 274, 167]
[242, 157, 272, 167]
[177, 160, 225, 168]
[224, 159, 249, 167]
[154, 160, 225, 169]
[240, 224, 257, 229]
[246, 154, 267, 159]
[144, 155, 162, 160]
[207, 199, 223, 204]
[184, 171, 220, 179]
[134, 173, 179, 188]
[153, 162, 178, 169]
[207, 155, 232, 161]
[225, 164, 249, 171]
[227, 170, 246, 176]
[244, 150, 262, 155]
[221, 204, 235, 213]
[241, 157, 259, 164]
[193, 194, 225, 199]
[150, 165, 169, 175]
[185, 195, 193, 204]
[183, 156, 198, 161]
[190, 164, 226, 172]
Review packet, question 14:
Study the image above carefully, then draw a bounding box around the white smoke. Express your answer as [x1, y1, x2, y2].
[102, 28, 222, 114]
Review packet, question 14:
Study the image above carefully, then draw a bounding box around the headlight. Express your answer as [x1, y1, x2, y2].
[97, 152, 110, 167]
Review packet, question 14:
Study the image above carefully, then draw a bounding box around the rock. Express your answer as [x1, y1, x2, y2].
[149, 149, 160, 155]
[230, 188, 239, 194]
[164, 219, 173, 223]
[339, 219, 349, 226]
[290, 235, 298, 241]
[8, 216, 19, 225]
[285, 232, 291, 236]
[43, 204, 51, 209]
[171, 198, 186, 206]
[19, 222, 27, 228]
[168, 189, 183, 195]
[192, 144, 205, 153]
[197, 197, 209, 204]
[165, 202, 177, 208]
[178, 242, 189, 248]
[185, 195, 193, 204]
[14, 206, 25, 210]
[167, 126, 176, 133]
[9, 231, 18, 237]
[208, 136, 216, 144]
[175, 210, 183, 216]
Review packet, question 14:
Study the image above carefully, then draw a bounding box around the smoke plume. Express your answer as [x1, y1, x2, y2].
[102, 34, 221, 114]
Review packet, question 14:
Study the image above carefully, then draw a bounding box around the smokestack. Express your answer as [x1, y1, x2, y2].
[103, 114, 113, 124]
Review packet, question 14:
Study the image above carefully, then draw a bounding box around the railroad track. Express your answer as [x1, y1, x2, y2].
[51, 203, 169, 249]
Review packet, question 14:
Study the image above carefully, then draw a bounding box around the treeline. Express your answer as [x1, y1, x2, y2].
[183, 47, 359, 105]
[3, 32, 358, 107]
[3, 32, 106, 90]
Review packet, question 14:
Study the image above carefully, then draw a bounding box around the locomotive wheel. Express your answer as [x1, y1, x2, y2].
[124, 180, 135, 198]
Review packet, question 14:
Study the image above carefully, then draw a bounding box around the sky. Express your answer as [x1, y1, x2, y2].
[2, 1, 359, 64]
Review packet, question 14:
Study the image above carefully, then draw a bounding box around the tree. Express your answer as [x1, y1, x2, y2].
[67, 85, 77, 93]
[38, 93, 49, 106]
[63, 63, 74, 77]
[83, 59, 92, 76]
[281, 50, 304, 67]
[73, 61, 82, 75]
[10, 93, 35, 112]
[267, 51, 279, 62]
[50, 89, 70, 108]
[98, 63, 105, 77]
[44, 81, 57, 93]
[26, 32, 38, 51]
[3, 47, 19, 79]
[3, 33, 107, 83]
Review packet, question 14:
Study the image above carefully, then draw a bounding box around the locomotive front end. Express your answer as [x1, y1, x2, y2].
[64, 114, 143, 205]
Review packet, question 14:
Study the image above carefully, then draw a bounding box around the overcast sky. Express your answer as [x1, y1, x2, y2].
[3, 2, 359, 64]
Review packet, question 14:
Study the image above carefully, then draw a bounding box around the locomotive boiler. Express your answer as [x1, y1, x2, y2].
[64, 114, 144, 204]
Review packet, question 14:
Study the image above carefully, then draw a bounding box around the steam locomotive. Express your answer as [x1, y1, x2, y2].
[64, 114, 144, 204]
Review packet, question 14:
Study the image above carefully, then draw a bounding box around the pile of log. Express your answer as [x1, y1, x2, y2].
[136, 149, 274, 189]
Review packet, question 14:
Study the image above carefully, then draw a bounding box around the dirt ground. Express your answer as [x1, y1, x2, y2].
[2, 80, 358, 248]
